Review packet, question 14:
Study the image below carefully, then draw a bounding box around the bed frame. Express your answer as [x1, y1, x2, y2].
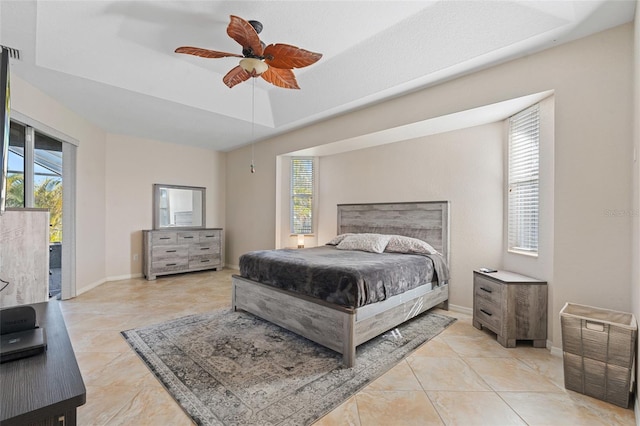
[231, 201, 450, 367]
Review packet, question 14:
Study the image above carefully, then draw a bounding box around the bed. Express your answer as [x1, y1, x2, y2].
[231, 201, 450, 367]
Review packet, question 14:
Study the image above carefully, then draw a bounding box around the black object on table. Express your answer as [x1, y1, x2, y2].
[0, 301, 86, 426]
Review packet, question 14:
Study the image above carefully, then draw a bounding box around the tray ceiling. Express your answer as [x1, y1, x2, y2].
[0, 1, 635, 151]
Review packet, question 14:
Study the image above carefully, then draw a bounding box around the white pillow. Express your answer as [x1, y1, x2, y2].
[336, 233, 391, 254]
[385, 235, 439, 255]
[326, 233, 354, 246]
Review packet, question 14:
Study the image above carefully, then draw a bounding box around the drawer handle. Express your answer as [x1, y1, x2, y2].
[159, 237, 171, 240]
[200, 247, 210, 251]
[182, 236, 194, 239]
[204, 235, 214, 238]
[200, 259, 210, 263]
[480, 309, 493, 317]
[166, 250, 177, 253]
[166, 263, 177, 266]
[480, 287, 492, 294]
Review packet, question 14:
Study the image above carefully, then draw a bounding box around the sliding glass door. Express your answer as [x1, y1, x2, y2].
[7, 121, 65, 298]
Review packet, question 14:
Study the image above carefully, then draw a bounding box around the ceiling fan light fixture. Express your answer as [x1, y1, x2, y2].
[239, 58, 268, 76]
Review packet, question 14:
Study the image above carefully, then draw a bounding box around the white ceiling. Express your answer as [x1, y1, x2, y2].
[0, 1, 636, 152]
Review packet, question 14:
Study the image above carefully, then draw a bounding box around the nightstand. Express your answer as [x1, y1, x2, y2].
[473, 270, 548, 348]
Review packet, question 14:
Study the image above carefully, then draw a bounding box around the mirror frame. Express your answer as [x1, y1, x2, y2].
[153, 184, 206, 230]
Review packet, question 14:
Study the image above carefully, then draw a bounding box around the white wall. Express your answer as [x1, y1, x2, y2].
[11, 75, 108, 293]
[318, 123, 504, 310]
[226, 23, 634, 348]
[10, 76, 227, 291]
[104, 134, 225, 279]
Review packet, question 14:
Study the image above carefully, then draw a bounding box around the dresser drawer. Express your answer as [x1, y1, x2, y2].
[474, 298, 504, 332]
[199, 230, 221, 243]
[177, 231, 200, 243]
[152, 259, 189, 273]
[152, 245, 188, 261]
[189, 242, 220, 256]
[189, 254, 221, 269]
[151, 232, 177, 245]
[474, 275, 503, 307]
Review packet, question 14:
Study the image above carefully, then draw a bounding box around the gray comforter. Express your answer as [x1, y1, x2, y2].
[239, 245, 449, 309]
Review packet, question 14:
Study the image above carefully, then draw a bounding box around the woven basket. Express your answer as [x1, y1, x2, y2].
[560, 302, 637, 408]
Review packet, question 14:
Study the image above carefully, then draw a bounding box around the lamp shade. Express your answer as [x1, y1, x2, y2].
[297, 234, 305, 248]
[239, 58, 268, 75]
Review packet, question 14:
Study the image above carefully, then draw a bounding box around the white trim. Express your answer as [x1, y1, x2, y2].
[11, 110, 79, 146]
[105, 273, 143, 282]
[550, 346, 564, 357]
[449, 304, 472, 316]
[226, 263, 239, 271]
[61, 143, 76, 300]
[76, 278, 107, 296]
[24, 126, 34, 207]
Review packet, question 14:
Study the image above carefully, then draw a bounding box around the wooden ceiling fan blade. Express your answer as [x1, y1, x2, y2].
[223, 66, 252, 88]
[263, 44, 322, 69]
[175, 46, 243, 59]
[261, 67, 300, 89]
[227, 15, 263, 56]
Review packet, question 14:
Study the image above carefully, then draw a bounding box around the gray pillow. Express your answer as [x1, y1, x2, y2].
[385, 235, 439, 255]
[325, 233, 354, 246]
[336, 233, 391, 253]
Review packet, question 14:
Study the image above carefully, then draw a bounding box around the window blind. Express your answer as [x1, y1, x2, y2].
[291, 157, 313, 234]
[508, 104, 539, 254]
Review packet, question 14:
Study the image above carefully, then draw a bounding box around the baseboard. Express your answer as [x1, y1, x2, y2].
[449, 304, 472, 316]
[550, 346, 563, 357]
[226, 263, 239, 271]
[105, 273, 143, 282]
[76, 278, 107, 296]
[76, 273, 143, 296]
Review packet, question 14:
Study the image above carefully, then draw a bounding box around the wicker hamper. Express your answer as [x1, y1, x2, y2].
[560, 302, 637, 408]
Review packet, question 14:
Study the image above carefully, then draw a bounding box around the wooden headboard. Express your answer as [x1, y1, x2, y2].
[337, 201, 450, 264]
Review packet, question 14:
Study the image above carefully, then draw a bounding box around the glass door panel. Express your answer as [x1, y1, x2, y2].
[7, 121, 25, 207]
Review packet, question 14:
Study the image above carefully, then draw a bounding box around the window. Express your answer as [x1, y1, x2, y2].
[7, 121, 25, 207]
[508, 104, 539, 255]
[291, 157, 314, 234]
[7, 120, 63, 243]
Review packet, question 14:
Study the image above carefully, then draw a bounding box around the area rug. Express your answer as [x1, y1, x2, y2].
[121, 308, 455, 426]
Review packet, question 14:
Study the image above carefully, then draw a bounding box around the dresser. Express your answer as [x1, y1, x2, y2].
[472, 270, 547, 348]
[143, 228, 223, 280]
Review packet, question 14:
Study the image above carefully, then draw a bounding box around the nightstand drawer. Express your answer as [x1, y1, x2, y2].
[474, 298, 504, 332]
[474, 275, 503, 306]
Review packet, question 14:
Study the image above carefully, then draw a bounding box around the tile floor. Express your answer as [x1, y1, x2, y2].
[59, 269, 636, 425]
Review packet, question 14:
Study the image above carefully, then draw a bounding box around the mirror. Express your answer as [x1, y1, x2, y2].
[153, 184, 205, 229]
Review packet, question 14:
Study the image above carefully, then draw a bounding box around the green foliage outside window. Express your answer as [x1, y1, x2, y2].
[291, 158, 313, 235]
[6, 174, 63, 243]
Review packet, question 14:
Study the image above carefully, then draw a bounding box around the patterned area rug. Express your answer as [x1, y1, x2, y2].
[122, 308, 455, 426]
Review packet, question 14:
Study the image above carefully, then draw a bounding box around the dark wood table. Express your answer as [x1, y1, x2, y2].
[1, 301, 86, 425]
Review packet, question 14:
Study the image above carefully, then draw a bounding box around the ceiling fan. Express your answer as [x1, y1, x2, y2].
[175, 15, 322, 89]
